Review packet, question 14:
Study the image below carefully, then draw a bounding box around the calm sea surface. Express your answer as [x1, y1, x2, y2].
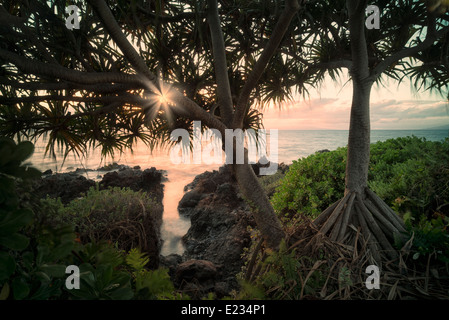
[29, 129, 449, 255]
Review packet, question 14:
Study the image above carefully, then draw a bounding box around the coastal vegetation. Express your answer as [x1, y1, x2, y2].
[242, 136, 449, 299]
[273, 136, 449, 226]
[1, 136, 448, 299]
[43, 186, 163, 267]
[0, 0, 449, 300]
[0, 137, 182, 299]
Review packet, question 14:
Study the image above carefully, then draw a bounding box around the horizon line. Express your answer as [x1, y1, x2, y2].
[264, 128, 449, 131]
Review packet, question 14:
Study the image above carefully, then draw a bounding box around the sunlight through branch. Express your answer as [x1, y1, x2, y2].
[142, 77, 176, 123]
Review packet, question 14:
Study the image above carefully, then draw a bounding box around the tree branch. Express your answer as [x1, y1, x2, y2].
[169, 90, 228, 136]
[87, 0, 158, 83]
[87, 0, 227, 135]
[0, 5, 26, 25]
[370, 24, 449, 81]
[302, 60, 353, 79]
[232, 0, 300, 129]
[347, 0, 370, 81]
[0, 49, 143, 86]
[0, 23, 60, 66]
[0, 94, 149, 106]
[0, 77, 145, 94]
[207, 0, 234, 126]
[0, 78, 142, 94]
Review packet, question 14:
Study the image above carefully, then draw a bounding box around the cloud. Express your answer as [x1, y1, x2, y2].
[262, 97, 351, 130]
[261, 72, 449, 130]
[262, 97, 449, 130]
[371, 100, 449, 129]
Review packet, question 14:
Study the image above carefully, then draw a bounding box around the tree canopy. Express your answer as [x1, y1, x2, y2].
[1, 0, 449, 253]
[1, 0, 447, 156]
[0, 0, 303, 159]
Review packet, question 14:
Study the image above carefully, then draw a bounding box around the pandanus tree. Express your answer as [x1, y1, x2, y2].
[2, 0, 448, 262]
[282, 0, 449, 263]
[0, 0, 309, 250]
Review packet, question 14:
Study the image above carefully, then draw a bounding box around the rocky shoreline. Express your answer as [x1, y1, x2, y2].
[36, 164, 164, 204]
[34, 162, 286, 298]
[167, 165, 256, 298]
[34, 165, 166, 268]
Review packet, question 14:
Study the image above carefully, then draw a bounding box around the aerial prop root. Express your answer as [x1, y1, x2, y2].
[310, 188, 408, 264]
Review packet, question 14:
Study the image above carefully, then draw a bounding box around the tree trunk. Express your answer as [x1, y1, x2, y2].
[309, 74, 407, 263]
[233, 163, 285, 250]
[344, 0, 372, 195]
[345, 79, 372, 195]
[306, 0, 407, 265]
[204, 0, 298, 250]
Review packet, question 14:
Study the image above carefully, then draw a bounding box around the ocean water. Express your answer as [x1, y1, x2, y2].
[29, 129, 449, 255]
[276, 129, 449, 164]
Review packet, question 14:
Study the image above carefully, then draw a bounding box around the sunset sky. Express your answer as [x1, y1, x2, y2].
[262, 73, 449, 130]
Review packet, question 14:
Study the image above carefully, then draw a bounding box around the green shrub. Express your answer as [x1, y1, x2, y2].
[0, 137, 77, 300]
[126, 248, 185, 300]
[43, 186, 163, 262]
[0, 138, 180, 300]
[242, 137, 449, 299]
[272, 136, 449, 224]
[401, 212, 449, 264]
[368, 136, 449, 219]
[268, 136, 449, 279]
[271, 147, 346, 220]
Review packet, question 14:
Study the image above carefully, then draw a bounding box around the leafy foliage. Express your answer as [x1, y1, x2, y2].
[242, 136, 449, 299]
[67, 242, 133, 300]
[126, 248, 184, 300]
[271, 147, 346, 220]
[0, 138, 181, 300]
[369, 136, 449, 219]
[0, 137, 76, 300]
[0, 0, 291, 162]
[237, 240, 328, 299]
[402, 213, 449, 263]
[61, 242, 183, 300]
[272, 136, 449, 223]
[271, 135, 449, 268]
[42, 186, 163, 262]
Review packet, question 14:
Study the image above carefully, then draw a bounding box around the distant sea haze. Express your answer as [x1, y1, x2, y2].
[29, 129, 449, 255]
[30, 129, 449, 173]
[275, 129, 449, 164]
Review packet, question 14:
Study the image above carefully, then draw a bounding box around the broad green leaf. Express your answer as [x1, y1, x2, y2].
[107, 284, 134, 300]
[0, 208, 33, 235]
[13, 141, 34, 163]
[12, 278, 30, 300]
[48, 242, 74, 261]
[0, 177, 17, 208]
[0, 283, 10, 300]
[36, 245, 51, 266]
[0, 252, 15, 281]
[0, 233, 29, 251]
[29, 279, 63, 300]
[1, 165, 41, 180]
[40, 264, 67, 278]
[34, 271, 51, 282]
[22, 251, 34, 270]
[0, 139, 15, 167]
